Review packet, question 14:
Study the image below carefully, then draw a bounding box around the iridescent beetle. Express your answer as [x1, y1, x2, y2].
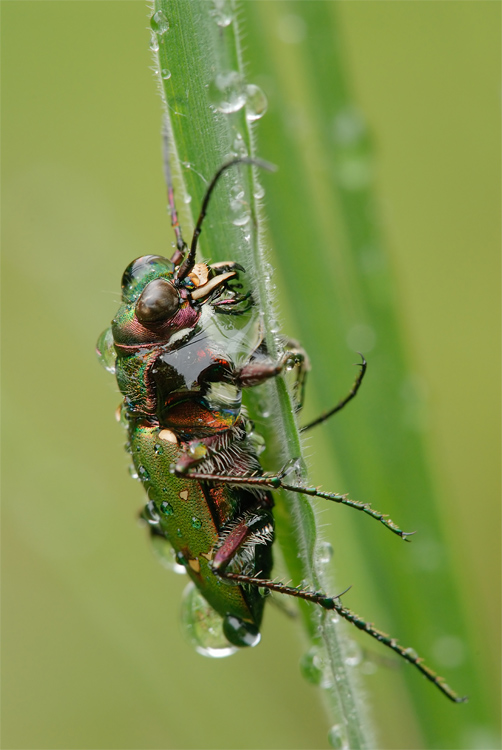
[97, 156, 465, 702]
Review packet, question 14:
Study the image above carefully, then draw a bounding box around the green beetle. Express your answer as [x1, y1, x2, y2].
[97, 157, 466, 700]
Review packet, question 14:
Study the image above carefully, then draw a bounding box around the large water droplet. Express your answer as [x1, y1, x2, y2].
[128, 464, 139, 480]
[150, 10, 169, 34]
[209, 71, 246, 114]
[245, 84, 268, 122]
[328, 724, 349, 750]
[210, 0, 233, 27]
[181, 582, 238, 658]
[96, 327, 116, 374]
[300, 647, 325, 685]
[161, 68, 171, 80]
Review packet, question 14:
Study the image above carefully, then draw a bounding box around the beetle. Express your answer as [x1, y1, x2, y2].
[97, 155, 465, 702]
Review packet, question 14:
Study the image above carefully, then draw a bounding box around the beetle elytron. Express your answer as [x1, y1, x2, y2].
[97, 155, 465, 702]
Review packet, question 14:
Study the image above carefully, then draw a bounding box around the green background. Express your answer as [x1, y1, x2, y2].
[2, 2, 500, 749]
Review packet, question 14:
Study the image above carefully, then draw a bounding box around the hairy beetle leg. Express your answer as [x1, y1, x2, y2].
[215, 570, 467, 704]
[175, 466, 412, 541]
[301, 354, 367, 432]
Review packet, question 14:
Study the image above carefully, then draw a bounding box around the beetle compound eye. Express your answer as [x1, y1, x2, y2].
[136, 278, 180, 323]
[121, 255, 175, 302]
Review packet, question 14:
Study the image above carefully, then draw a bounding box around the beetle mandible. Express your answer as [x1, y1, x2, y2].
[97, 156, 465, 703]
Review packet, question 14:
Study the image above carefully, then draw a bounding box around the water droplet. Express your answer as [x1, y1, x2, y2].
[143, 500, 160, 525]
[248, 430, 266, 456]
[150, 533, 186, 574]
[316, 541, 334, 566]
[138, 465, 150, 482]
[232, 212, 251, 227]
[160, 501, 174, 516]
[346, 323, 376, 353]
[253, 184, 265, 200]
[209, 71, 246, 114]
[403, 647, 419, 660]
[328, 724, 348, 750]
[149, 33, 159, 52]
[96, 328, 116, 374]
[161, 68, 171, 80]
[432, 636, 465, 668]
[223, 615, 261, 647]
[181, 582, 238, 658]
[245, 84, 268, 122]
[232, 133, 248, 159]
[344, 639, 363, 667]
[210, 0, 233, 27]
[277, 13, 306, 44]
[229, 185, 251, 226]
[128, 464, 139, 480]
[150, 10, 169, 34]
[300, 647, 325, 685]
[183, 193, 192, 204]
[154, 443, 164, 455]
[191, 516, 202, 530]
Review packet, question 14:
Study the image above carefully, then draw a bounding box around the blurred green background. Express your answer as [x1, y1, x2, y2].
[2, 2, 500, 749]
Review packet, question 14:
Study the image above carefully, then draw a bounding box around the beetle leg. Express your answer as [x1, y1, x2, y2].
[173, 465, 413, 541]
[212, 510, 274, 572]
[214, 570, 467, 705]
[301, 354, 367, 431]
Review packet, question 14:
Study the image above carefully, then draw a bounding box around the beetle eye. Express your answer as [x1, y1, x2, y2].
[136, 278, 180, 323]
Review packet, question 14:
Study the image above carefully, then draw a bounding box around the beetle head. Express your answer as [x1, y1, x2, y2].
[112, 254, 236, 348]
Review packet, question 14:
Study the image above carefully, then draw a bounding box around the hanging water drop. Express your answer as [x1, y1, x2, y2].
[181, 582, 238, 658]
[245, 84, 268, 122]
[96, 327, 116, 374]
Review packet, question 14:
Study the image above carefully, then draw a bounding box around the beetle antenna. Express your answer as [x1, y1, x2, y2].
[176, 157, 277, 281]
[162, 123, 188, 266]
